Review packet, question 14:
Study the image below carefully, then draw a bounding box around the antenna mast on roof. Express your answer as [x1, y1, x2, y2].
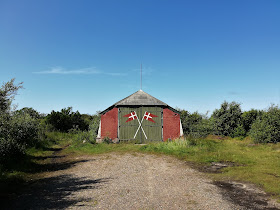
[140, 63, 142, 90]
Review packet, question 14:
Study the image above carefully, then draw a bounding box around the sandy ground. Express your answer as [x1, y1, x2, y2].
[4, 153, 280, 210]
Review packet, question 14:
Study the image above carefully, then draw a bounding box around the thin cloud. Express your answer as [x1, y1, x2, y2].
[33, 67, 100, 75]
[105, 72, 127, 76]
[33, 67, 125, 76]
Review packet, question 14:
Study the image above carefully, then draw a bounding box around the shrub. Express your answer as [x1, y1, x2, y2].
[241, 109, 263, 133]
[180, 110, 212, 138]
[0, 79, 41, 164]
[103, 136, 113, 144]
[232, 124, 246, 138]
[0, 137, 26, 163]
[15, 107, 43, 119]
[211, 101, 242, 137]
[10, 112, 39, 146]
[0, 111, 40, 162]
[181, 111, 201, 134]
[46, 107, 88, 132]
[0, 78, 23, 113]
[74, 131, 91, 143]
[191, 118, 213, 138]
[89, 114, 100, 138]
[250, 105, 280, 143]
[68, 114, 100, 144]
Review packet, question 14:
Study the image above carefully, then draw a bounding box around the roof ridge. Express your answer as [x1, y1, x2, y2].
[100, 90, 180, 114]
[137, 90, 168, 106]
[114, 89, 168, 106]
[112, 90, 141, 106]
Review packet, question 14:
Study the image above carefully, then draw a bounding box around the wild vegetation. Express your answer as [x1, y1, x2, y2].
[0, 79, 39, 164]
[0, 79, 100, 167]
[179, 101, 276, 143]
[0, 78, 280, 202]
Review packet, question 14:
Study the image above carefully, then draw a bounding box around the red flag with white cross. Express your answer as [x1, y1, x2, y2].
[123, 112, 138, 122]
[143, 111, 158, 123]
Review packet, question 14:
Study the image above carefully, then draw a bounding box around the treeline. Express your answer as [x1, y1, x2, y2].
[0, 79, 100, 165]
[1, 78, 280, 166]
[180, 101, 280, 143]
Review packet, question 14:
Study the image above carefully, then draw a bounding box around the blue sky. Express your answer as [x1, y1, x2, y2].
[1, 0, 280, 115]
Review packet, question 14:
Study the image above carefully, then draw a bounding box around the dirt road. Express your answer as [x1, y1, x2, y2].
[5, 153, 280, 209]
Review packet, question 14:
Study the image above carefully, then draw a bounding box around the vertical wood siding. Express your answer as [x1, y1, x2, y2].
[119, 107, 162, 143]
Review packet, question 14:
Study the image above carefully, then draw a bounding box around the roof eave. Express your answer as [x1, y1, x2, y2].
[100, 104, 181, 115]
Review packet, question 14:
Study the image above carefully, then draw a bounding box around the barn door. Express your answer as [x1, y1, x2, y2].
[118, 107, 163, 143]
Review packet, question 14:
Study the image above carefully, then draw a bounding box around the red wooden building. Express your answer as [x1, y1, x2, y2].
[97, 90, 183, 143]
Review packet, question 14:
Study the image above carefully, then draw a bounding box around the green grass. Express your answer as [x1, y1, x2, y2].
[0, 132, 67, 183]
[138, 137, 280, 199]
[65, 142, 141, 155]
[0, 144, 57, 194]
[65, 136, 280, 200]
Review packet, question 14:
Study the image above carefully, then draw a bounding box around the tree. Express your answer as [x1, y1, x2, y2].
[180, 110, 212, 137]
[0, 78, 23, 113]
[46, 107, 88, 132]
[0, 79, 39, 164]
[250, 105, 280, 143]
[211, 101, 242, 137]
[241, 109, 263, 133]
[15, 107, 42, 119]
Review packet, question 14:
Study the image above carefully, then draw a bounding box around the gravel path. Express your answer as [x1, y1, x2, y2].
[6, 151, 280, 210]
[70, 153, 240, 210]
[8, 153, 242, 210]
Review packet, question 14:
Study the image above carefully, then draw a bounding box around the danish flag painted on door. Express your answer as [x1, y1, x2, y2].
[123, 111, 138, 122]
[123, 111, 159, 140]
[143, 111, 158, 123]
[98, 90, 183, 143]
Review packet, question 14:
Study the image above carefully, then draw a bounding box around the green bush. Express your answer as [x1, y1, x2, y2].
[250, 105, 280, 143]
[191, 118, 213, 138]
[0, 112, 40, 163]
[10, 112, 39, 146]
[88, 114, 100, 141]
[67, 114, 100, 144]
[0, 78, 23, 113]
[180, 110, 212, 138]
[241, 109, 263, 133]
[74, 131, 91, 143]
[0, 79, 41, 164]
[46, 107, 88, 132]
[15, 107, 43, 119]
[211, 101, 242, 137]
[103, 136, 113, 144]
[232, 124, 246, 138]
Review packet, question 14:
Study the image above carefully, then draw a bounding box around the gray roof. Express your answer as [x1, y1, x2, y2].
[101, 90, 179, 114]
[114, 90, 168, 106]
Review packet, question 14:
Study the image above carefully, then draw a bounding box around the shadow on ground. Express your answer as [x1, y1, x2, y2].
[3, 175, 110, 209]
[186, 162, 279, 209]
[0, 146, 100, 209]
[2, 155, 91, 174]
[28, 158, 90, 173]
[214, 181, 279, 210]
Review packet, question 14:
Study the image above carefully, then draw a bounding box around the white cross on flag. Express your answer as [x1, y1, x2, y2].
[123, 111, 158, 140]
[143, 111, 158, 123]
[123, 112, 138, 122]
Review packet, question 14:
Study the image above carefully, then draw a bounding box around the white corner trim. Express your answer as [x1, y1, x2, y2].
[97, 120, 101, 138]
[180, 119, 184, 136]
